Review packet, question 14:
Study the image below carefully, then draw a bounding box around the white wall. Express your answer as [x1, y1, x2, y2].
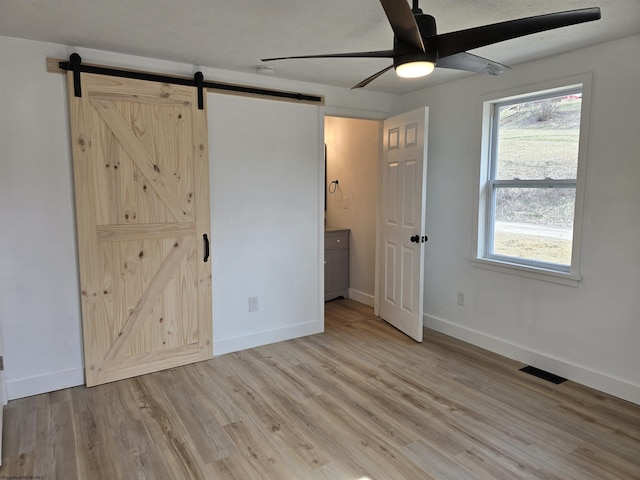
[0, 38, 85, 399]
[0, 35, 395, 399]
[394, 35, 640, 404]
[208, 94, 323, 353]
[324, 116, 380, 305]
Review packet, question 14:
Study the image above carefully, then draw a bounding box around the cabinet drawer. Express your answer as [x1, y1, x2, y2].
[325, 230, 348, 250]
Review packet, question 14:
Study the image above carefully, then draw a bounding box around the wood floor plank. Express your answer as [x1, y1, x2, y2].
[183, 361, 246, 427]
[50, 402, 79, 479]
[256, 383, 379, 479]
[244, 348, 323, 399]
[150, 368, 238, 463]
[402, 440, 488, 480]
[210, 453, 270, 480]
[307, 391, 437, 479]
[72, 406, 126, 479]
[223, 419, 318, 480]
[110, 419, 173, 480]
[218, 374, 330, 471]
[1, 298, 639, 479]
[127, 376, 207, 480]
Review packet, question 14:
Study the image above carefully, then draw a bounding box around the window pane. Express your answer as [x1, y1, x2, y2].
[496, 94, 582, 180]
[492, 187, 575, 266]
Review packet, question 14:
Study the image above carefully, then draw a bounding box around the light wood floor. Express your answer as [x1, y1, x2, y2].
[2, 299, 639, 479]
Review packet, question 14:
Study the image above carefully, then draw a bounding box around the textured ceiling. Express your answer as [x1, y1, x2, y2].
[1, 0, 639, 94]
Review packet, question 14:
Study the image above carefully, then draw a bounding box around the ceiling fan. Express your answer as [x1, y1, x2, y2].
[262, 0, 601, 88]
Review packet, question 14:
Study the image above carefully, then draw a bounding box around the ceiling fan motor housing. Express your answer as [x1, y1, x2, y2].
[415, 13, 437, 38]
[393, 51, 437, 69]
[393, 13, 438, 69]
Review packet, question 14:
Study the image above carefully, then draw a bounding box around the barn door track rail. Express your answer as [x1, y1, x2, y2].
[57, 53, 324, 108]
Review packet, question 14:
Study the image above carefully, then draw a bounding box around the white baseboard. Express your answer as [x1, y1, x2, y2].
[7, 367, 84, 401]
[348, 288, 375, 307]
[213, 320, 324, 356]
[5, 322, 324, 399]
[425, 313, 640, 406]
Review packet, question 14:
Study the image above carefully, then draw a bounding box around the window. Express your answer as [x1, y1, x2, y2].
[474, 77, 591, 285]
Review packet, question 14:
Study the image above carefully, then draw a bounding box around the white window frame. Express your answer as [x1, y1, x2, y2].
[471, 74, 592, 287]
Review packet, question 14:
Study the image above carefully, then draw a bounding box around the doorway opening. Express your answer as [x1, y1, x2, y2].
[323, 116, 381, 307]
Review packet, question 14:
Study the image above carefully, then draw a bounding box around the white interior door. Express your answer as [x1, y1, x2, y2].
[377, 107, 428, 342]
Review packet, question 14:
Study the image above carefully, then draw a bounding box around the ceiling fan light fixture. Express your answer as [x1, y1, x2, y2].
[395, 60, 435, 78]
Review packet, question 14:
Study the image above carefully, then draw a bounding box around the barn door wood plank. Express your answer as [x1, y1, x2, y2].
[103, 236, 193, 362]
[89, 98, 194, 223]
[97, 222, 196, 242]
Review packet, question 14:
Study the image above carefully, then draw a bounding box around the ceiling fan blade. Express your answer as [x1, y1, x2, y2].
[351, 65, 394, 89]
[436, 7, 601, 58]
[262, 50, 395, 62]
[379, 0, 425, 52]
[437, 52, 509, 75]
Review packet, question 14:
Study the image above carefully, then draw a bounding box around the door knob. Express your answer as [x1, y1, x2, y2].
[410, 235, 420, 243]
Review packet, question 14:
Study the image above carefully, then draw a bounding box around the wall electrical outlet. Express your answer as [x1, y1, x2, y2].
[457, 292, 465, 306]
[248, 296, 259, 312]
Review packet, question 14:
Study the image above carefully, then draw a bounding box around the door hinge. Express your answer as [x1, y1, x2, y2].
[0, 356, 4, 372]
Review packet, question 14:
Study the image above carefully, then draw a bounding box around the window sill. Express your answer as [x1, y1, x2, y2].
[469, 257, 582, 287]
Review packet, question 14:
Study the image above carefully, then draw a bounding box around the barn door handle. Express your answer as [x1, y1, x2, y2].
[203, 234, 210, 262]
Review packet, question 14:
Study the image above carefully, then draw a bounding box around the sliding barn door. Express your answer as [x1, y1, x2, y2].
[67, 73, 212, 386]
